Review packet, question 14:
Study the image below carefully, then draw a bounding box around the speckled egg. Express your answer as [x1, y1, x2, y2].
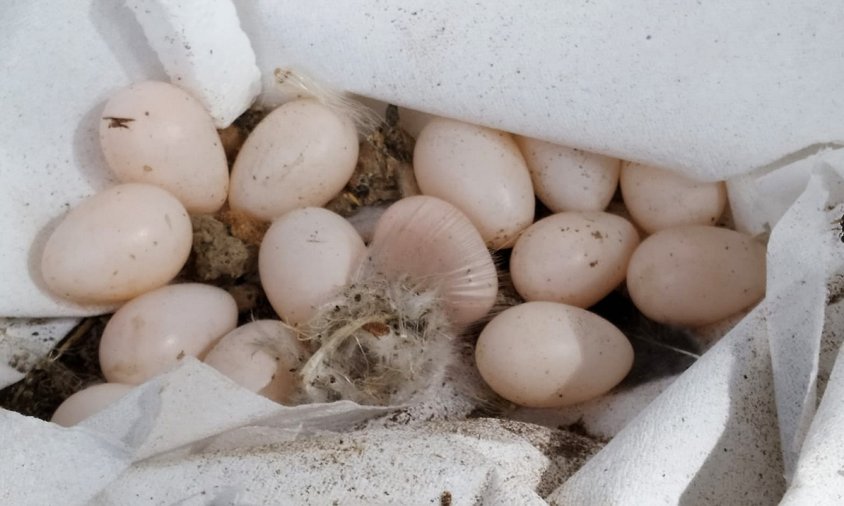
[510, 212, 639, 308]
[413, 118, 534, 248]
[620, 162, 727, 233]
[517, 137, 620, 212]
[626, 225, 766, 326]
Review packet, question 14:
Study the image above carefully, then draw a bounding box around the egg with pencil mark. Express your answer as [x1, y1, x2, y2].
[259, 207, 366, 326]
[99, 81, 229, 213]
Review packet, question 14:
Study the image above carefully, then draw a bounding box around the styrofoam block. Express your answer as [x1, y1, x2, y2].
[234, 0, 844, 181]
[127, 0, 261, 127]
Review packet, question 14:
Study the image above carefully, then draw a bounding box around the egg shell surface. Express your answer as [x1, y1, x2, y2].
[368, 195, 498, 327]
[413, 118, 534, 249]
[99, 283, 238, 384]
[626, 225, 766, 326]
[228, 99, 359, 221]
[40, 183, 192, 304]
[50, 383, 133, 427]
[259, 207, 366, 326]
[620, 162, 727, 233]
[204, 320, 306, 403]
[510, 212, 639, 308]
[99, 80, 229, 214]
[517, 136, 620, 212]
[475, 301, 633, 407]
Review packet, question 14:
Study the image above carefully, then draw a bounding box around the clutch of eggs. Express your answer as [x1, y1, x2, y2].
[42, 80, 766, 423]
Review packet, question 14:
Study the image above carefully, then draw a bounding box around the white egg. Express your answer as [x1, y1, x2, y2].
[99, 283, 238, 384]
[50, 383, 133, 427]
[510, 212, 639, 308]
[41, 183, 192, 303]
[413, 118, 534, 248]
[516, 137, 620, 212]
[626, 225, 766, 326]
[475, 301, 633, 407]
[259, 207, 366, 326]
[203, 320, 306, 403]
[620, 162, 727, 233]
[368, 196, 498, 327]
[229, 99, 359, 221]
[99, 81, 229, 214]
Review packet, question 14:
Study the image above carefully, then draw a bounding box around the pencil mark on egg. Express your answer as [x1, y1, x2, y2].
[103, 116, 135, 129]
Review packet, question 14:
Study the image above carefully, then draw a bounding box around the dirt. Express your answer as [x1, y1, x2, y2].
[326, 104, 419, 216]
[0, 317, 108, 420]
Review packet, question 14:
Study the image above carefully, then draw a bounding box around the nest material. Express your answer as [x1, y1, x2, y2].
[296, 273, 456, 406]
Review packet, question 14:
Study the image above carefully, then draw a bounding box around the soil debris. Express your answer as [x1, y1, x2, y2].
[326, 105, 419, 217]
[0, 317, 107, 420]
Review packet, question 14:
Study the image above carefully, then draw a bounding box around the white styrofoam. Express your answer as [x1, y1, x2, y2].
[236, 0, 844, 181]
[0, 0, 165, 317]
[127, 0, 261, 127]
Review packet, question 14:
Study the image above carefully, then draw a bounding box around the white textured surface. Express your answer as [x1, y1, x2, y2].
[0, 0, 163, 317]
[127, 0, 261, 127]
[781, 304, 844, 504]
[766, 168, 844, 478]
[79, 359, 391, 460]
[512, 376, 675, 439]
[237, 0, 844, 180]
[0, 409, 132, 505]
[550, 306, 785, 504]
[90, 422, 550, 505]
[2, 360, 557, 505]
[728, 148, 844, 236]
